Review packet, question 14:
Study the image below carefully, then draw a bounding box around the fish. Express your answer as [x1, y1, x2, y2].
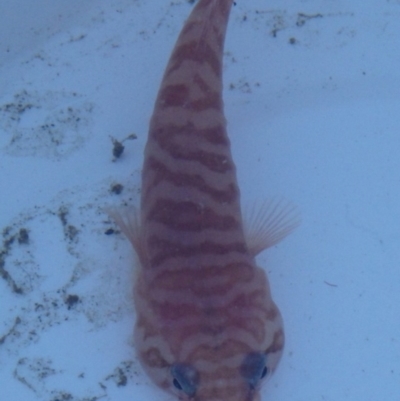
[111, 0, 299, 400]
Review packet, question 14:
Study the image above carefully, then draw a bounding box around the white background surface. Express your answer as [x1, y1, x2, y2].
[1, 0, 399, 400]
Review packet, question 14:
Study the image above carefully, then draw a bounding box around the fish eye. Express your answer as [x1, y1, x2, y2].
[240, 352, 268, 389]
[173, 378, 183, 390]
[171, 363, 199, 396]
[260, 365, 268, 379]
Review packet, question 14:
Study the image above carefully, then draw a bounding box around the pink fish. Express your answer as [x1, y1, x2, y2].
[111, 1, 298, 400]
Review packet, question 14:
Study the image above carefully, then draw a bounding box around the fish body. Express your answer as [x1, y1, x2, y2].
[113, 1, 298, 400]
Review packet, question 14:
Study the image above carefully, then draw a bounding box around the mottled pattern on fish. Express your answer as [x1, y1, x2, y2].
[112, 1, 298, 400]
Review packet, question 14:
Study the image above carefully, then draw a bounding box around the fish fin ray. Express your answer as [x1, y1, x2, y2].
[244, 198, 300, 256]
[106, 206, 147, 268]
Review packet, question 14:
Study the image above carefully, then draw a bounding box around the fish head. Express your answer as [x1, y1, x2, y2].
[168, 334, 284, 401]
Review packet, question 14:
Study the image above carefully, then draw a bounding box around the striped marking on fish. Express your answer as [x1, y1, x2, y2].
[110, 1, 299, 400]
